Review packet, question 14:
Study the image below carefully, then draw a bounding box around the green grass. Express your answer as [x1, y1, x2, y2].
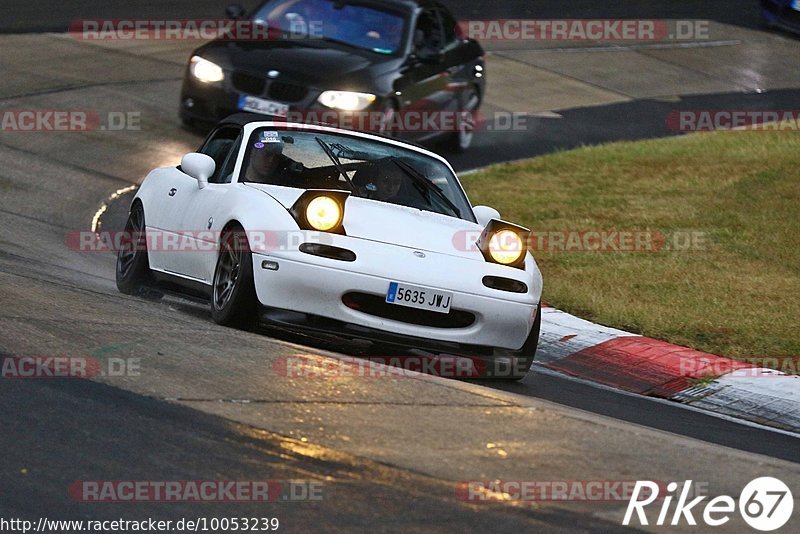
[463, 129, 800, 361]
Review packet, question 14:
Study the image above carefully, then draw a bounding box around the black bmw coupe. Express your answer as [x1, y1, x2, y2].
[179, 0, 486, 151]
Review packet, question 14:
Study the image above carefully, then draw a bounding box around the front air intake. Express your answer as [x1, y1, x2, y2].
[482, 276, 528, 293]
[299, 243, 356, 262]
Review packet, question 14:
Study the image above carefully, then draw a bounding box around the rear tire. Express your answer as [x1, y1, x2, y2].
[116, 202, 152, 295]
[211, 227, 258, 329]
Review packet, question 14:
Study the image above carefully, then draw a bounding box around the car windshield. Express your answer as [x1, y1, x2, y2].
[251, 0, 408, 55]
[240, 127, 475, 222]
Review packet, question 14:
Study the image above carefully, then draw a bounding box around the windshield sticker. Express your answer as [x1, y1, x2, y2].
[259, 131, 282, 143]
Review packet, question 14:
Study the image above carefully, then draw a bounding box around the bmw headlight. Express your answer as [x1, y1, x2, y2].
[318, 91, 376, 111]
[190, 56, 225, 83]
[305, 196, 342, 231]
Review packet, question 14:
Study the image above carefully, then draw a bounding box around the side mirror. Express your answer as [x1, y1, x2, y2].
[415, 47, 444, 64]
[225, 3, 246, 20]
[473, 205, 501, 227]
[181, 153, 215, 189]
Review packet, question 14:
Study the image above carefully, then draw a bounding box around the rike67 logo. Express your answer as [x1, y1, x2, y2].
[624, 477, 793, 531]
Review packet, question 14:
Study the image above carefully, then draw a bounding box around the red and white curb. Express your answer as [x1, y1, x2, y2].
[536, 306, 800, 433]
[461, 167, 798, 433]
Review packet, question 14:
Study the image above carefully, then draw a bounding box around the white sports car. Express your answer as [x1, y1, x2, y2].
[117, 114, 543, 379]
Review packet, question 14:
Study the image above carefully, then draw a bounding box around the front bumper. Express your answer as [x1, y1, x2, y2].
[251, 244, 540, 353]
[180, 74, 386, 128]
[180, 70, 325, 125]
[260, 306, 502, 357]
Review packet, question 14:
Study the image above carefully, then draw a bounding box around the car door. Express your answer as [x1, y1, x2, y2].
[434, 5, 471, 113]
[397, 6, 449, 138]
[167, 126, 242, 281]
[140, 166, 190, 274]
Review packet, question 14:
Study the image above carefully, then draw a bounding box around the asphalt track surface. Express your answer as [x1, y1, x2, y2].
[1, 1, 799, 532]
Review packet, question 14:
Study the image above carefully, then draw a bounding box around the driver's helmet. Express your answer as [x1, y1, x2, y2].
[247, 131, 284, 182]
[353, 160, 403, 201]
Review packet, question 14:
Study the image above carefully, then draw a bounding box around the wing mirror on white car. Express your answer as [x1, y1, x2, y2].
[473, 205, 501, 227]
[181, 152, 216, 189]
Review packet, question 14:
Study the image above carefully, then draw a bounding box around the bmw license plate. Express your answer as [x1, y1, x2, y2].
[386, 282, 452, 314]
[238, 95, 289, 117]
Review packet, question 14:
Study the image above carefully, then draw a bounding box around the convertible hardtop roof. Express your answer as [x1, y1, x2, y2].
[216, 112, 429, 150]
[217, 112, 288, 128]
[216, 111, 375, 132]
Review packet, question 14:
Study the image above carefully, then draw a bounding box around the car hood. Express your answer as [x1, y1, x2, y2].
[246, 184, 485, 261]
[197, 40, 397, 87]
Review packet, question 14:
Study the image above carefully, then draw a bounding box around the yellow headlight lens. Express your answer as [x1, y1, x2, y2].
[488, 230, 524, 265]
[305, 196, 342, 231]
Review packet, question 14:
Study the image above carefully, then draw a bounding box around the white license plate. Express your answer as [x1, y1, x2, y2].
[385, 282, 452, 314]
[238, 95, 289, 117]
[793, 0, 800, 11]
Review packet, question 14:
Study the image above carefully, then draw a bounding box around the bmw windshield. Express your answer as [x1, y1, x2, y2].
[251, 0, 408, 55]
[240, 127, 476, 222]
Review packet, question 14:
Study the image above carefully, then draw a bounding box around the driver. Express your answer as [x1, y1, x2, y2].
[245, 131, 294, 185]
[354, 160, 404, 202]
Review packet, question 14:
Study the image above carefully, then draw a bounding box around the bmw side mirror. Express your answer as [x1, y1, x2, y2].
[473, 205, 501, 227]
[225, 4, 246, 20]
[181, 153, 215, 189]
[416, 47, 444, 64]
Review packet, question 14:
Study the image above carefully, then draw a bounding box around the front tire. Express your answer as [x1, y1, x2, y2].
[446, 86, 480, 152]
[377, 101, 398, 138]
[493, 305, 541, 381]
[116, 202, 152, 294]
[211, 227, 258, 329]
